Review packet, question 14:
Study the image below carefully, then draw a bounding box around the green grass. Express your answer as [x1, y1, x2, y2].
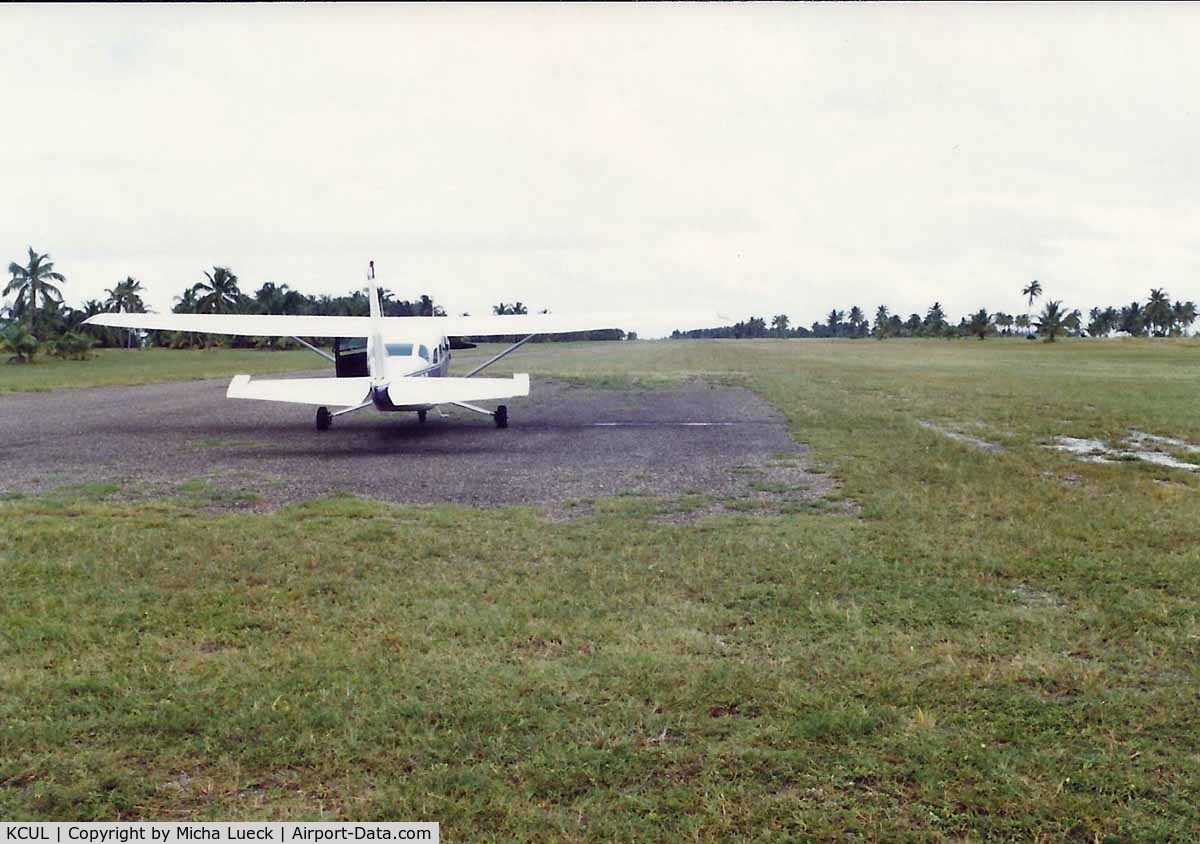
[0, 347, 319, 393]
[3, 338, 1200, 839]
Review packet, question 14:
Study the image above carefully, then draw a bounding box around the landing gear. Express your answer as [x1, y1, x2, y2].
[417, 409, 427, 424]
[494, 404, 508, 429]
[316, 406, 332, 431]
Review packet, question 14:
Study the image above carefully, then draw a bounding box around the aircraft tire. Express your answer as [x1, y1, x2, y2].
[494, 404, 508, 429]
[316, 406, 332, 431]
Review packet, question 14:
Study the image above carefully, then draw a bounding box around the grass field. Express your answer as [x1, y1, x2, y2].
[0, 347, 319, 394]
[2, 338, 1199, 839]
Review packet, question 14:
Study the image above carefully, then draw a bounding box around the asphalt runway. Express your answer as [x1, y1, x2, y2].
[0, 375, 811, 509]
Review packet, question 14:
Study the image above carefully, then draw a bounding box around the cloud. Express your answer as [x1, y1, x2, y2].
[3, 3, 1199, 324]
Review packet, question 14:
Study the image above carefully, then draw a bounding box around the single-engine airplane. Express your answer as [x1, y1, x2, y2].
[85, 267, 720, 431]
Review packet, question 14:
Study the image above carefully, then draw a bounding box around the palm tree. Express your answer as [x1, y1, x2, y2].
[1064, 309, 1082, 337]
[826, 309, 844, 337]
[194, 267, 242, 314]
[1120, 301, 1147, 336]
[104, 277, 147, 348]
[1015, 313, 1031, 334]
[994, 312, 1013, 335]
[967, 309, 992, 340]
[1020, 279, 1042, 335]
[771, 314, 790, 336]
[0, 321, 40, 363]
[923, 302, 946, 336]
[1145, 288, 1174, 337]
[1173, 300, 1198, 335]
[1021, 279, 1043, 310]
[847, 306, 865, 337]
[873, 305, 890, 338]
[5, 247, 66, 331]
[1035, 300, 1067, 342]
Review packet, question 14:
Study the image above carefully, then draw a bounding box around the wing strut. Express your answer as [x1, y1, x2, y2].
[291, 336, 335, 363]
[464, 334, 538, 378]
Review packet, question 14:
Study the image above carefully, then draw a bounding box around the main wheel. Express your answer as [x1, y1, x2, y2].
[494, 404, 508, 429]
[417, 409, 427, 424]
[316, 406, 332, 431]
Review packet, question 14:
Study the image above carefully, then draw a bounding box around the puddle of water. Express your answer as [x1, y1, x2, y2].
[1128, 430, 1200, 454]
[1048, 434, 1200, 472]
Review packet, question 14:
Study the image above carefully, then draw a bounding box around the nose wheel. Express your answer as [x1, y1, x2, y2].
[316, 406, 332, 431]
[494, 404, 508, 428]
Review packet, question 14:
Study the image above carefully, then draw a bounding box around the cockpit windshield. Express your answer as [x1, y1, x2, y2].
[385, 343, 414, 357]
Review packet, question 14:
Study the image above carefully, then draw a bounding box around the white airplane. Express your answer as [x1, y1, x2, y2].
[86, 270, 718, 431]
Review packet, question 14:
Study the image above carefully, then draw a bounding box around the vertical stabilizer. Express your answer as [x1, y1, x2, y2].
[367, 261, 387, 380]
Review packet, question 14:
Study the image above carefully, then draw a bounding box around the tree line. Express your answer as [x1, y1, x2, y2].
[1, 248, 623, 362]
[672, 280, 1198, 342]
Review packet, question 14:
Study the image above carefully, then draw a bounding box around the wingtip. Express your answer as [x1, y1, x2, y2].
[226, 374, 252, 398]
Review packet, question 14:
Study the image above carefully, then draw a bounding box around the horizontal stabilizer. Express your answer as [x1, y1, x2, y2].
[227, 375, 371, 407]
[387, 374, 530, 407]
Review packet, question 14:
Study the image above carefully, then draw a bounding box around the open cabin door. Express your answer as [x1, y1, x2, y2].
[333, 337, 369, 378]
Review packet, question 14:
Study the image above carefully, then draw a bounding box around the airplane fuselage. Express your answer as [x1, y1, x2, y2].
[363, 331, 452, 412]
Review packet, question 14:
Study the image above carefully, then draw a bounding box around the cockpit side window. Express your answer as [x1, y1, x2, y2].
[418, 345, 430, 361]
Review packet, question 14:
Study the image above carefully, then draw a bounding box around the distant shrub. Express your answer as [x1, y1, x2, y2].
[1, 323, 40, 363]
[50, 331, 96, 360]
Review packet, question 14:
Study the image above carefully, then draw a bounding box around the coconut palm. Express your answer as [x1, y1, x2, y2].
[1014, 314, 1031, 334]
[1035, 300, 1067, 342]
[1173, 300, 1198, 335]
[923, 302, 946, 335]
[194, 267, 242, 314]
[1020, 279, 1042, 335]
[0, 321, 40, 363]
[873, 305, 890, 338]
[1064, 309, 1083, 336]
[1145, 288, 1174, 337]
[967, 309, 992, 340]
[1021, 279, 1042, 311]
[104, 277, 147, 348]
[826, 309, 844, 337]
[848, 306, 866, 337]
[1120, 301, 1147, 336]
[5, 247, 66, 330]
[771, 314, 790, 336]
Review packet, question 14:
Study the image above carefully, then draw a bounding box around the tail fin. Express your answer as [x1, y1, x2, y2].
[367, 261, 386, 379]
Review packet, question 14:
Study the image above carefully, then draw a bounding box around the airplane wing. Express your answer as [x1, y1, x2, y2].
[86, 309, 728, 338]
[86, 313, 373, 337]
[387, 374, 530, 406]
[439, 312, 686, 338]
[227, 375, 371, 406]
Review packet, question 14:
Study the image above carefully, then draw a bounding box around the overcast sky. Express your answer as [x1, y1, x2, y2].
[4, 3, 1199, 329]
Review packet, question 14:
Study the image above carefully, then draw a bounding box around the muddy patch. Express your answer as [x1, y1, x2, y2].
[917, 420, 1005, 455]
[1009, 583, 1067, 609]
[1047, 430, 1200, 473]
